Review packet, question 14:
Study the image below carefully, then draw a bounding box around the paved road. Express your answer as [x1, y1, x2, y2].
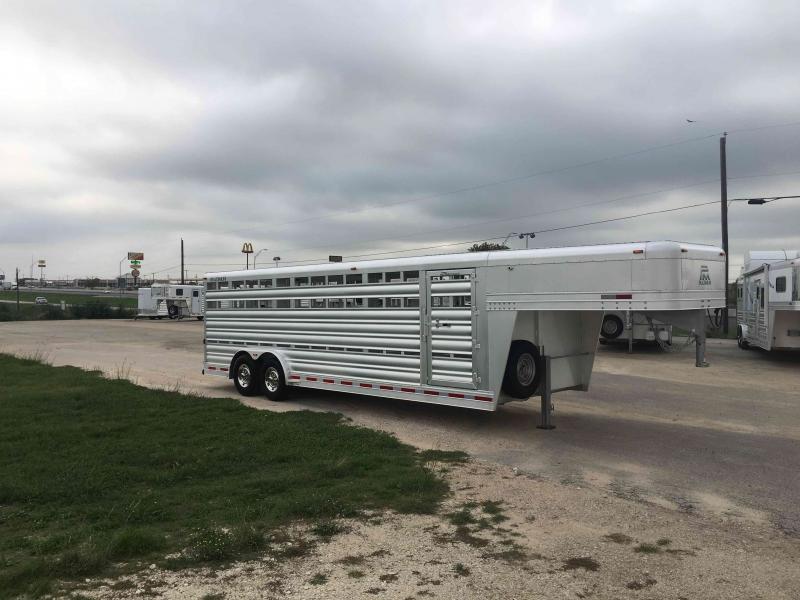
[2, 319, 799, 535]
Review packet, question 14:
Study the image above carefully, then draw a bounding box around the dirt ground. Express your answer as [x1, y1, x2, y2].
[2, 319, 799, 598]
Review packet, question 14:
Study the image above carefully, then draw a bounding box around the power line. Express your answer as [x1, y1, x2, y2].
[185, 167, 800, 264]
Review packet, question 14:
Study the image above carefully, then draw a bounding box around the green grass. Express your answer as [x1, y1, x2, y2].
[0, 299, 135, 322]
[0, 290, 136, 308]
[0, 354, 449, 598]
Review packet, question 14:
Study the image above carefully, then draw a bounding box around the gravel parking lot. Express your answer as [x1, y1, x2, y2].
[2, 318, 799, 598]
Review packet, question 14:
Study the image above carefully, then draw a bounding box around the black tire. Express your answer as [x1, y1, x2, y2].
[196, 316, 204, 321]
[737, 326, 749, 349]
[259, 356, 287, 401]
[600, 315, 624, 340]
[168, 304, 181, 320]
[232, 355, 260, 396]
[502, 340, 543, 399]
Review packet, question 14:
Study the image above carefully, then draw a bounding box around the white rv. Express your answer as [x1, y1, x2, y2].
[137, 284, 205, 320]
[202, 241, 724, 424]
[736, 250, 800, 351]
[600, 311, 672, 347]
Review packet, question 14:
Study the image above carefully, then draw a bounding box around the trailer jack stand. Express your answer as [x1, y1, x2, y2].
[694, 329, 709, 368]
[536, 355, 555, 430]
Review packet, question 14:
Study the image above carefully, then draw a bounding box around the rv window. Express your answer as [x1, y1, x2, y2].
[276, 278, 290, 288]
[294, 277, 309, 287]
[776, 276, 786, 293]
[327, 275, 343, 285]
[259, 279, 272, 287]
[193, 290, 199, 297]
[368, 273, 383, 284]
[311, 276, 326, 286]
[346, 273, 363, 285]
[403, 271, 419, 282]
[175, 288, 184, 296]
[386, 271, 401, 283]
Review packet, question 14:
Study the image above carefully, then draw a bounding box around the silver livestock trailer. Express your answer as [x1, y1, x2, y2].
[202, 241, 724, 426]
[137, 284, 205, 320]
[736, 250, 800, 351]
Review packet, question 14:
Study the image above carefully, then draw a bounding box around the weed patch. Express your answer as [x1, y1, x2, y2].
[634, 543, 661, 554]
[562, 557, 600, 571]
[603, 533, 633, 544]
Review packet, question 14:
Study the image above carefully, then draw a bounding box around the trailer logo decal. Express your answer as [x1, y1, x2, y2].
[699, 265, 711, 286]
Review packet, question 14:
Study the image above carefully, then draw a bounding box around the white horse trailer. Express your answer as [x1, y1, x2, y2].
[736, 250, 800, 351]
[203, 241, 724, 425]
[137, 284, 205, 320]
[600, 311, 673, 348]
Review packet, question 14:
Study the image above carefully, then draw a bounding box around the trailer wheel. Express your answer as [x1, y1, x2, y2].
[196, 316, 204, 321]
[168, 304, 181, 320]
[232, 355, 260, 396]
[260, 356, 287, 401]
[502, 340, 542, 399]
[737, 326, 749, 349]
[600, 315, 624, 340]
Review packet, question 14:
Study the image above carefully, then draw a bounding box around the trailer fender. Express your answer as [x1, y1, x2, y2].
[228, 348, 293, 380]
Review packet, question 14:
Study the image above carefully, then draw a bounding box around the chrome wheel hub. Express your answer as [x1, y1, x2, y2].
[517, 353, 536, 386]
[265, 367, 280, 393]
[236, 364, 252, 388]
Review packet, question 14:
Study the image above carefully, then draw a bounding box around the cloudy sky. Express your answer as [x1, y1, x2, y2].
[1, 0, 798, 281]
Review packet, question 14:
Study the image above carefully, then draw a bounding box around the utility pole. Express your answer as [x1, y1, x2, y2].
[16, 268, 20, 311]
[181, 238, 185, 284]
[720, 133, 729, 335]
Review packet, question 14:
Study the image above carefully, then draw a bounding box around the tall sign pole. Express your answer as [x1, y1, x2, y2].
[16, 268, 20, 311]
[181, 238, 185, 284]
[720, 133, 729, 335]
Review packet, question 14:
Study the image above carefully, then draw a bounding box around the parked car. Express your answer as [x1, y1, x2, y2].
[34, 296, 48, 305]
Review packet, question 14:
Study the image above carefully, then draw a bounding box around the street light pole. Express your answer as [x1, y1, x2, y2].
[253, 248, 269, 268]
[720, 133, 729, 335]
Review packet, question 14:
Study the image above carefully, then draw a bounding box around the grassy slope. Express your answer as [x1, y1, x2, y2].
[0, 355, 449, 597]
[0, 291, 136, 308]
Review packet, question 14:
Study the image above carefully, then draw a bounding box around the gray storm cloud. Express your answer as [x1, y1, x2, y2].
[0, 0, 798, 279]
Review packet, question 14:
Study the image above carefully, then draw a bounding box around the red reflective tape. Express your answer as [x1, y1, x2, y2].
[474, 395, 493, 402]
[340, 380, 353, 386]
[290, 375, 301, 381]
[379, 385, 393, 391]
[306, 376, 318, 382]
[359, 383, 373, 388]
[424, 390, 439, 396]
[400, 387, 416, 393]
[633, 249, 644, 254]
[448, 392, 465, 399]
[220, 367, 229, 371]
[322, 378, 335, 384]
[615, 294, 632, 300]
[208, 366, 216, 370]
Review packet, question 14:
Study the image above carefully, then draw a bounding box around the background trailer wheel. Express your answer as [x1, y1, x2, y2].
[600, 314, 624, 340]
